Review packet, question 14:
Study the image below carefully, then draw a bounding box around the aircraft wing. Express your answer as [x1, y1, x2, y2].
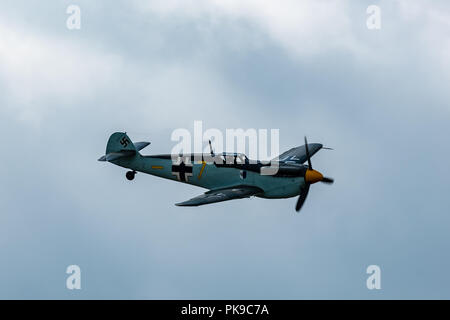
[175, 186, 263, 207]
[276, 143, 323, 164]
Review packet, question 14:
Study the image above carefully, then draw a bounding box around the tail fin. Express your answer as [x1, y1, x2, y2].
[98, 132, 138, 162]
[106, 132, 136, 154]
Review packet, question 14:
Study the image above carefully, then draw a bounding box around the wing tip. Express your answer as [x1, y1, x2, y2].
[175, 201, 198, 207]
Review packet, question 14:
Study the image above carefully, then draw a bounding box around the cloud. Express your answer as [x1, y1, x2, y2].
[134, 0, 359, 57]
[398, 0, 450, 78]
[0, 20, 123, 126]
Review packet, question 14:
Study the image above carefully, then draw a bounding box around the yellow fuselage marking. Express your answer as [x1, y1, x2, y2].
[152, 166, 164, 169]
[197, 161, 206, 179]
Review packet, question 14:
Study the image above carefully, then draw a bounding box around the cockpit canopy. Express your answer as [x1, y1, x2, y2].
[217, 152, 249, 165]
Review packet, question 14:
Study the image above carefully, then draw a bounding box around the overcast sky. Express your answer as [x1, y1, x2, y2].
[1, 0, 450, 299]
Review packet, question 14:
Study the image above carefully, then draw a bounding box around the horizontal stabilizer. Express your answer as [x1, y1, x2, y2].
[98, 150, 136, 162]
[134, 141, 150, 151]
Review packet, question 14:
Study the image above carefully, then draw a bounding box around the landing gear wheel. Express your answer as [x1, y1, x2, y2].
[126, 171, 136, 181]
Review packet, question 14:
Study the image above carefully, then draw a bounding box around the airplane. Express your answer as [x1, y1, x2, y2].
[98, 132, 334, 212]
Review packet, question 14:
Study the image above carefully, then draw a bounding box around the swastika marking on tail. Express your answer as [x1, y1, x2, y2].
[120, 137, 130, 148]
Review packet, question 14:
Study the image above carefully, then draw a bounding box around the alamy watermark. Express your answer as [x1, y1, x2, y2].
[366, 5, 381, 30]
[171, 121, 280, 175]
[66, 5, 81, 30]
[366, 265, 381, 290]
[66, 265, 81, 290]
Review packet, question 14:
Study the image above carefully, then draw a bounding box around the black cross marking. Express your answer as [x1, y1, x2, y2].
[172, 161, 193, 182]
[120, 137, 130, 148]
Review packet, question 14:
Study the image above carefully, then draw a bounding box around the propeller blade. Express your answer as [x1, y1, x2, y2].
[295, 184, 310, 212]
[304, 136, 312, 170]
[321, 177, 334, 184]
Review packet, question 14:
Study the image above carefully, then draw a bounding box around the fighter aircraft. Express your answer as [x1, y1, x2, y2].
[98, 132, 334, 212]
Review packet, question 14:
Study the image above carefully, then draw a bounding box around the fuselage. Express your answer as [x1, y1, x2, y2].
[112, 153, 305, 199]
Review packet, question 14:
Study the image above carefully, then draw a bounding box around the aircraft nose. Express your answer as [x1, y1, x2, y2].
[304, 169, 324, 184]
